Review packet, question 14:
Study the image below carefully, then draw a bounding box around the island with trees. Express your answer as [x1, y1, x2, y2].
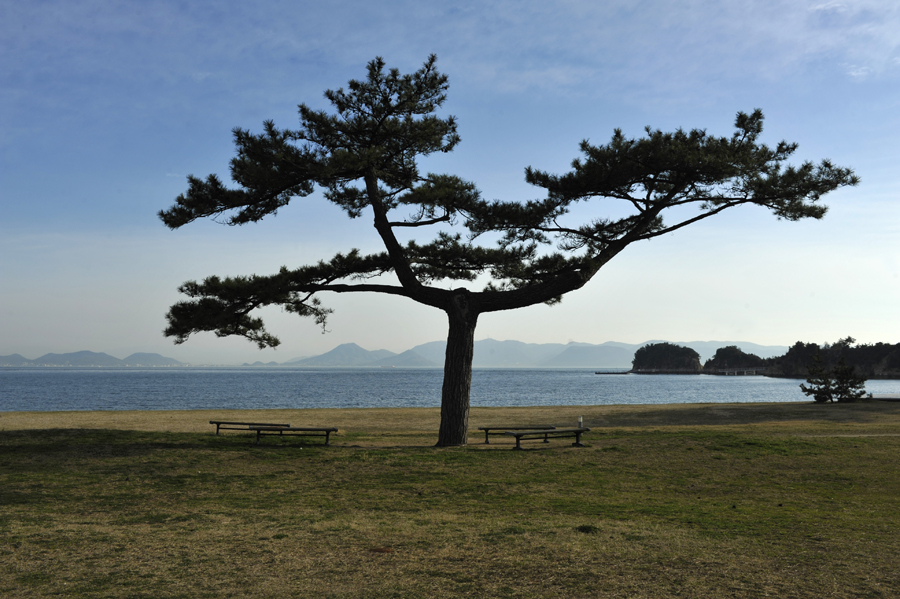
[765, 337, 900, 380]
[703, 345, 768, 375]
[631, 343, 703, 373]
[631, 343, 770, 375]
[631, 338, 899, 380]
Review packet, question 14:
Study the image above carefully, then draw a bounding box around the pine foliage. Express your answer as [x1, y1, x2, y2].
[800, 351, 836, 403]
[832, 357, 867, 403]
[800, 350, 867, 403]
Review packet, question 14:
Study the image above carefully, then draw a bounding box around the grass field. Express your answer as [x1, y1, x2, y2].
[2, 401, 900, 598]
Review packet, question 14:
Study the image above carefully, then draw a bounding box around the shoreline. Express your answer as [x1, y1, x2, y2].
[4, 401, 900, 441]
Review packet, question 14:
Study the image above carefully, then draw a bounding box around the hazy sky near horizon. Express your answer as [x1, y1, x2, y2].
[1, 0, 898, 364]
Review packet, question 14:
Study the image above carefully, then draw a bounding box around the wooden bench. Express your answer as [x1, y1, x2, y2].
[505, 427, 590, 450]
[477, 425, 555, 444]
[210, 420, 290, 435]
[250, 426, 339, 446]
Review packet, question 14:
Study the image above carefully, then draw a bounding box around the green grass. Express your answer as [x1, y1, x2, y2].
[2, 418, 900, 597]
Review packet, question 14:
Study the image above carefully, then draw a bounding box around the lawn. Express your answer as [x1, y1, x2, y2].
[2, 402, 899, 598]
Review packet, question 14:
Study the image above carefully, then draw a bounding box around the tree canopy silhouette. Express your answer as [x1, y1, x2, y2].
[703, 346, 765, 371]
[159, 55, 858, 446]
[632, 343, 702, 373]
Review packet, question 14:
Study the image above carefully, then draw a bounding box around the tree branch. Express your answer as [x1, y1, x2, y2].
[388, 214, 451, 227]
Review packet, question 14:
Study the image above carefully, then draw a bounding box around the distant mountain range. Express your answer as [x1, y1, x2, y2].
[281, 339, 788, 369]
[2, 340, 790, 368]
[0, 351, 186, 367]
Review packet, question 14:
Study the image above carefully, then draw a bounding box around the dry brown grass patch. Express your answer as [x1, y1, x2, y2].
[4, 400, 900, 443]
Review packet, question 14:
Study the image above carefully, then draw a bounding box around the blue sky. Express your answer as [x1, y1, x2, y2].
[1, 0, 898, 364]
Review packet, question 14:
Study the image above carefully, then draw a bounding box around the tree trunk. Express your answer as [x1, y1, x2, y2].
[436, 290, 479, 447]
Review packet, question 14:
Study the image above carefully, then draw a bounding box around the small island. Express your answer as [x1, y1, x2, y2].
[631, 342, 703, 374]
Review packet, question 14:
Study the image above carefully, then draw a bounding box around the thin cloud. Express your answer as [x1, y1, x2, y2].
[5, 1, 898, 108]
[846, 65, 874, 79]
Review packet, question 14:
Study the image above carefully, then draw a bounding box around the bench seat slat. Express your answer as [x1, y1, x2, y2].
[209, 421, 290, 434]
[209, 421, 337, 446]
[477, 425, 555, 444]
[251, 426, 338, 431]
[505, 427, 589, 435]
[252, 426, 339, 446]
[503, 427, 591, 450]
[209, 421, 290, 426]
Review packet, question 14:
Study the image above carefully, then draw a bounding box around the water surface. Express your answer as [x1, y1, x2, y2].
[2, 368, 899, 412]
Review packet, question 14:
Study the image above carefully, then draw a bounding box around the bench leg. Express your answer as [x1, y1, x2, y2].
[513, 436, 523, 450]
[573, 431, 585, 447]
[256, 430, 262, 446]
[324, 431, 331, 446]
[484, 431, 490, 444]
[543, 432, 549, 443]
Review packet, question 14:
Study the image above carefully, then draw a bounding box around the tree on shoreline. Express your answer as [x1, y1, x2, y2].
[800, 351, 835, 403]
[800, 351, 867, 403]
[831, 357, 867, 402]
[159, 55, 858, 446]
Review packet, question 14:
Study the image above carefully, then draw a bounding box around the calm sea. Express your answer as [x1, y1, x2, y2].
[2, 368, 900, 413]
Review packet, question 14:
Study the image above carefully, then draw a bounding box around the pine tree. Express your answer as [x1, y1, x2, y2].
[159, 55, 859, 446]
[832, 357, 867, 402]
[800, 351, 835, 403]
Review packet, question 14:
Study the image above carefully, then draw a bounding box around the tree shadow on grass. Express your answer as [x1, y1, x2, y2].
[0, 428, 331, 460]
